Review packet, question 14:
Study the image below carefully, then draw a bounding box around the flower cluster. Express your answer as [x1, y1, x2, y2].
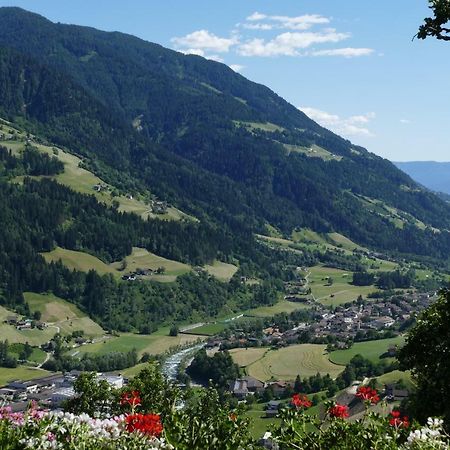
[291, 394, 312, 409]
[355, 386, 380, 404]
[121, 390, 141, 407]
[0, 397, 170, 450]
[327, 403, 349, 419]
[389, 410, 410, 428]
[125, 414, 163, 437]
[406, 418, 448, 448]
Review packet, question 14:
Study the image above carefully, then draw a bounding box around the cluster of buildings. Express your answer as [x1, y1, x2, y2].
[0, 371, 125, 411]
[5, 315, 47, 331]
[310, 292, 435, 341]
[229, 375, 409, 420]
[121, 266, 166, 281]
[218, 291, 436, 350]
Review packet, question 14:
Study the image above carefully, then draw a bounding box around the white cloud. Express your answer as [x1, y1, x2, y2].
[311, 47, 374, 58]
[300, 107, 376, 138]
[171, 30, 238, 54]
[247, 12, 267, 22]
[178, 48, 224, 63]
[244, 12, 329, 31]
[242, 23, 274, 31]
[229, 64, 245, 72]
[238, 30, 349, 57]
[182, 48, 205, 56]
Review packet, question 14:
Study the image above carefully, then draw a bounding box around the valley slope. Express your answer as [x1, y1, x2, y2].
[0, 7, 450, 262]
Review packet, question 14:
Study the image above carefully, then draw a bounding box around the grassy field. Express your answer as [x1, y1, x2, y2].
[247, 344, 344, 381]
[0, 323, 56, 346]
[245, 300, 311, 318]
[375, 370, 414, 390]
[229, 348, 268, 368]
[42, 247, 119, 277]
[328, 336, 405, 365]
[308, 265, 376, 306]
[0, 367, 51, 387]
[9, 344, 47, 364]
[112, 247, 191, 278]
[183, 322, 229, 336]
[327, 232, 366, 251]
[284, 144, 342, 161]
[78, 329, 203, 357]
[25, 292, 83, 322]
[119, 363, 150, 378]
[235, 121, 285, 133]
[42, 246, 191, 282]
[204, 260, 238, 282]
[244, 401, 281, 439]
[3, 132, 193, 223]
[24, 292, 104, 338]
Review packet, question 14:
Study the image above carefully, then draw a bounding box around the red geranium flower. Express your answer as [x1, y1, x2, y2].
[389, 410, 409, 428]
[292, 393, 312, 409]
[120, 390, 141, 407]
[327, 403, 349, 419]
[356, 386, 380, 404]
[126, 413, 163, 437]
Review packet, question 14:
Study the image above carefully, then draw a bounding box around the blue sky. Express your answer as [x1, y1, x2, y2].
[0, 0, 448, 162]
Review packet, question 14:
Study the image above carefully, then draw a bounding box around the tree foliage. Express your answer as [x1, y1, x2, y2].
[398, 289, 450, 426]
[418, 0, 450, 41]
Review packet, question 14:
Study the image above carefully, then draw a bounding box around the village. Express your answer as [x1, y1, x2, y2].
[213, 290, 435, 351]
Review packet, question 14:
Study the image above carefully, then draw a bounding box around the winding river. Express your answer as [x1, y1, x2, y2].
[161, 343, 205, 381]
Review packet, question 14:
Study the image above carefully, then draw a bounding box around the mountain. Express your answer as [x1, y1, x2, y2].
[1, 7, 450, 263]
[395, 161, 450, 195]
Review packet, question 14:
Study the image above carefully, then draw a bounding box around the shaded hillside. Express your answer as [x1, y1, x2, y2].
[0, 8, 450, 261]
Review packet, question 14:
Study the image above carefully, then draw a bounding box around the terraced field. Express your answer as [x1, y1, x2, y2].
[246, 344, 344, 381]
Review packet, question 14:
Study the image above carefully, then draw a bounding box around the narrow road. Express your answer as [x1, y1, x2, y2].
[37, 351, 51, 369]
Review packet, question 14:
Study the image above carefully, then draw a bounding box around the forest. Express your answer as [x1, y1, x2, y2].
[0, 8, 449, 267]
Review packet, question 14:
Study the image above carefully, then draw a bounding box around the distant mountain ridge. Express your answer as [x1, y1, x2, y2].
[395, 161, 450, 195]
[1, 7, 450, 261]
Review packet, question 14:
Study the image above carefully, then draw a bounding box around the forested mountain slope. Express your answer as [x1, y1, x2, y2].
[1, 7, 450, 262]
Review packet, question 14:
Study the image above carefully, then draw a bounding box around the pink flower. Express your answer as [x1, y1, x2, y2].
[47, 432, 56, 442]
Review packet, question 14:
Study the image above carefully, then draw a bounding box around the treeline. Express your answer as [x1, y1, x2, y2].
[0, 144, 63, 177]
[352, 269, 416, 290]
[187, 349, 240, 389]
[43, 349, 138, 372]
[0, 340, 18, 368]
